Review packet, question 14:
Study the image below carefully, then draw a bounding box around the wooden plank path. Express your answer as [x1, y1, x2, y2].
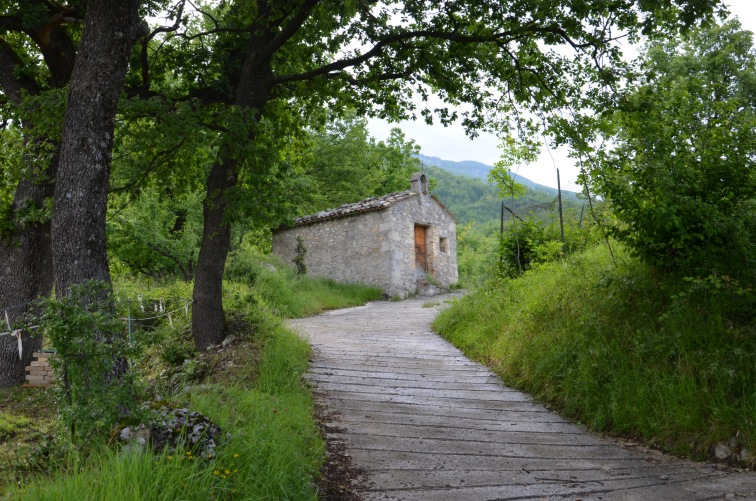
[288, 294, 756, 500]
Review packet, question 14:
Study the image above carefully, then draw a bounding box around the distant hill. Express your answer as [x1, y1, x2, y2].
[418, 153, 565, 198]
[424, 165, 562, 226]
[421, 157, 585, 227]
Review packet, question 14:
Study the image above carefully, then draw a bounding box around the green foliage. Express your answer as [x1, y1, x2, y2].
[39, 282, 141, 449]
[108, 187, 203, 280]
[455, 221, 500, 287]
[498, 204, 598, 278]
[434, 244, 756, 459]
[0, 386, 65, 492]
[488, 135, 538, 200]
[498, 219, 561, 277]
[296, 114, 421, 214]
[15, 325, 322, 501]
[293, 237, 307, 275]
[426, 165, 554, 227]
[9, 243, 385, 497]
[586, 20, 756, 277]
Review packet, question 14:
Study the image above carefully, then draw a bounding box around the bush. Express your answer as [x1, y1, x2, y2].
[40, 282, 142, 449]
[588, 21, 756, 279]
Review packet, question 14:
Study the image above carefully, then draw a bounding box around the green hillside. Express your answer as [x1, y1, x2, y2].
[425, 165, 557, 226]
[419, 153, 566, 198]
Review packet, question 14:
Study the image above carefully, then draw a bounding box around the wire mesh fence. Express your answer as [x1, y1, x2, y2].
[500, 193, 587, 227]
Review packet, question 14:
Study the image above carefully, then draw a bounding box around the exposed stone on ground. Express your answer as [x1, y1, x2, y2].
[221, 335, 236, 348]
[716, 443, 734, 460]
[415, 278, 447, 297]
[119, 401, 226, 458]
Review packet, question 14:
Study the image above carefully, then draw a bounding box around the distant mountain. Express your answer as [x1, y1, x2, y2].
[417, 153, 566, 198]
[418, 155, 492, 180]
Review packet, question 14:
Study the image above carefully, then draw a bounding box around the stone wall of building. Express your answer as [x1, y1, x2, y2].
[272, 190, 457, 297]
[272, 210, 396, 292]
[384, 194, 457, 296]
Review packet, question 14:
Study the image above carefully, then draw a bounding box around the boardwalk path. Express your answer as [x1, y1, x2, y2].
[288, 294, 756, 500]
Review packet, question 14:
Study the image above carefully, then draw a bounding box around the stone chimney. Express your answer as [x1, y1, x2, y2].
[410, 172, 428, 194]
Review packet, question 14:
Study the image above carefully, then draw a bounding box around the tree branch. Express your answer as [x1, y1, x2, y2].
[0, 39, 39, 104]
[140, 0, 187, 95]
[254, 0, 322, 67]
[271, 22, 598, 86]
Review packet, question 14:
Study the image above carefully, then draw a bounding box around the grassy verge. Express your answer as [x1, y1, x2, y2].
[13, 317, 322, 500]
[434, 243, 756, 462]
[1, 248, 383, 498]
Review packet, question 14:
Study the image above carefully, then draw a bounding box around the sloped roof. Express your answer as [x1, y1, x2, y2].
[276, 187, 458, 230]
[287, 190, 416, 227]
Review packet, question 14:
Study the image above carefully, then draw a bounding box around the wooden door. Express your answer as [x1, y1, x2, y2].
[414, 225, 427, 271]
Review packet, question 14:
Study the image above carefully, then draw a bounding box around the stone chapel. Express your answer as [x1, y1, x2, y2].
[271, 172, 458, 297]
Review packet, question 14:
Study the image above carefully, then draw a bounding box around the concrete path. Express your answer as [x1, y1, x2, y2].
[288, 294, 756, 500]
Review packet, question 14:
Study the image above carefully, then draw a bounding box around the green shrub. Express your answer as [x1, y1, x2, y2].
[588, 22, 756, 279]
[40, 282, 143, 450]
[16, 306, 323, 501]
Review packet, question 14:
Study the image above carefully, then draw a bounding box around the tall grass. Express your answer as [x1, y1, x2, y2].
[15, 323, 322, 500]
[434, 243, 756, 459]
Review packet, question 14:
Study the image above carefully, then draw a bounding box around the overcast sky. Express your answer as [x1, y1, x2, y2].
[367, 1, 756, 190]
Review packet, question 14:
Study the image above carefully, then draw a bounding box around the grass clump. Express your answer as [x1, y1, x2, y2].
[434, 243, 756, 461]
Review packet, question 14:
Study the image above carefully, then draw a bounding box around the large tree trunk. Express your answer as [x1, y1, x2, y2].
[51, 0, 141, 297]
[0, 175, 56, 387]
[0, 32, 69, 387]
[191, 154, 239, 349]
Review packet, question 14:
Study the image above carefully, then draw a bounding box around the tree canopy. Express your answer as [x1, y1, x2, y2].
[585, 20, 756, 277]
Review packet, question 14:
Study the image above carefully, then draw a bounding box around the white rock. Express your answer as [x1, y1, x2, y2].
[715, 443, 732, 460]
[120, 427, 133, 441]
[740, 448, 752, 462]
[221, 335, 236, 348]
